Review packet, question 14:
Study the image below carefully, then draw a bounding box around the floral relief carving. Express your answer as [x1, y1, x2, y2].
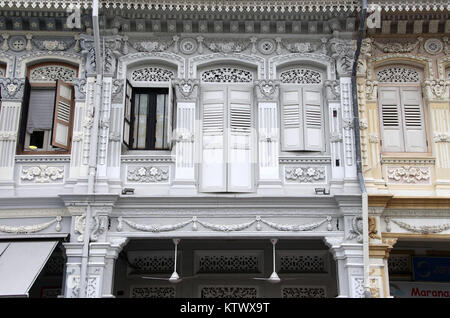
[21, 165, 64, 183]
[285, 167, 326, 183]
[127, 166, 169, 183]
[347, 216, 363, 243]
[423, 78, 447, 100]
[173, 78, 199, 100]
[433, 133, 450, 143]
[324, 80, 340, 100]
[203, 39, 249, 53]
[32, 39, 74, 51]
[254, 80, 280, 101]
[132, 39, 174, 52]
[0, 216, 62, 234]
[0, 77, 25, 100]
[282, 41, 313, 53]
[386, 166, 430, 184]
[387, 218, 450, 235]
[373, 39, 420, 54]
[0, 131, 17, 141]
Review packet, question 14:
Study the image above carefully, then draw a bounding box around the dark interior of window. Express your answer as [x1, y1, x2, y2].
[130, 87, 169, 150]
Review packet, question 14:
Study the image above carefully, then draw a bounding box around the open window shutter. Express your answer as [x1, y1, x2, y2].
[18, 78, 31, 151]
[200, 87, 227, 192]
[227, 86, 253, 192]
[123, 80, 132, 148]
[303, 87, 324, 151]
[401, 86, 427, 152]
[281, 87, 303, 151]
[258, 102, 278, 179]
[51, 80, 74, 150]
[379, 87, 404, 152]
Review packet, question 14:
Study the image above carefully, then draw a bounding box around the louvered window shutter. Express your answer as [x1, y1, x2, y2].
[51, 80, 74, 150]
[200, 87, 227, 192]
[18, 78, 31, 151]
[123, 80, 132, 148]
[401, 86, 427, 152]
[379, 87, 404, 152]
[281, 87, 303, 151]
[227, 86, 253, 192]
[303, 87, 324, 151]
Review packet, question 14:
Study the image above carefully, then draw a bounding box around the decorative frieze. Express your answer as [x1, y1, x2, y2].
[117, 216, 333, 233]
[285, 167, 326, 183]
[281, 287, 326, 298]
[21, 165, 64, 183]
[32, 39, 74, 51]
[201, 286, 258, 298]
[202, 39, 249, 53]
[373, 39, 420, 54]
[130, 286, 175, 298]
[0, 216, 62, 234]
[385, 218, 450, 235]
[386, 166, 431, 184]
[132, 38, 174, 53]
[197, 254, 260, 273]
[127, 166, 169, 183]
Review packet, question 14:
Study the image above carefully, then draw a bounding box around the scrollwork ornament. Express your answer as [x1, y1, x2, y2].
[434, 133, 450, 143]
[0, 78, 25, 100]
[387, 166, 430, 184]
[324, 80, 340, 100]
[254, 80, 280, 101]
[73, 78, 87, 100]
[329, 38, 355, 76]
[373, 39, 420, 53]
[423, 78, 446, 100]
[347, 216, 363, 243]
[21, 165, 64, 183]
[173, 78, 199, 100]
[111, 79, 124, 103]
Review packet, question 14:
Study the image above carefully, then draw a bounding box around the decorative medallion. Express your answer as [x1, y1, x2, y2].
[258, 39, 276, 55]
[424, 38, 443, 55]
[8, 35, 26, 52]
[179, 38, 198, 55]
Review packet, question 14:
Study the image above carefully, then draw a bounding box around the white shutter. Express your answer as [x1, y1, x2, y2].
[281, 87, 303, 151]
[401, 86, 427, 152]
[379, 87, 404, 152]
[200, 87, 227, 192]
[258, 102, 279, 180]
[51, 80, 74, 150]
[303, 87, 324, 151]
[174, 102, 195, 180]
[228, 86, 253, 192]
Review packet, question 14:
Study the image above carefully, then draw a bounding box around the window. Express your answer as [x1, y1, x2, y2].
[377, 65, 427, 153]
[126, 86, 170, 150]
[199, 66, 254, 192]
[279, 67, 324, 152]
[18, 63, 77, 153]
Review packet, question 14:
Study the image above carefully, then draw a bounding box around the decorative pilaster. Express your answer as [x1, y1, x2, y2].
[172, 79, 198, 189]
[254, 80, 281, 185]
[0, 78, 25, 194]
[339, 77, 357, 180]
[324, 235, 365, 298]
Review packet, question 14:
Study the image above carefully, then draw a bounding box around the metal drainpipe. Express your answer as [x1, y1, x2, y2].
[79, 0, 103, 298]
[351, 0, 371, 297]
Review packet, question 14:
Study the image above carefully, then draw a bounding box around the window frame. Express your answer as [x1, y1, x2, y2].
[376, 65, 430, 155]
[128, 86, 170, 151]
[17, 62, 77, 155]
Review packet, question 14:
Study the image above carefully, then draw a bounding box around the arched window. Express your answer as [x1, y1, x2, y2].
[123, 65, 176, 151]
[199, 65, 255, 192]
[18, 62, 77, 154]
[376, 64, 427, 153]
[278, 66, 324, 152]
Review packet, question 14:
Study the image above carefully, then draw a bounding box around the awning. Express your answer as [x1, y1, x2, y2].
[0, 241, 58, 297]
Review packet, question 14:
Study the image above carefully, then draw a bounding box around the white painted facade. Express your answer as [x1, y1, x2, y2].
[0, 1, 365, 298]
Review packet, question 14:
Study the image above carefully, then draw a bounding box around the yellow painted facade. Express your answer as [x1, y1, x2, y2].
[358, 16, 450, 297]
